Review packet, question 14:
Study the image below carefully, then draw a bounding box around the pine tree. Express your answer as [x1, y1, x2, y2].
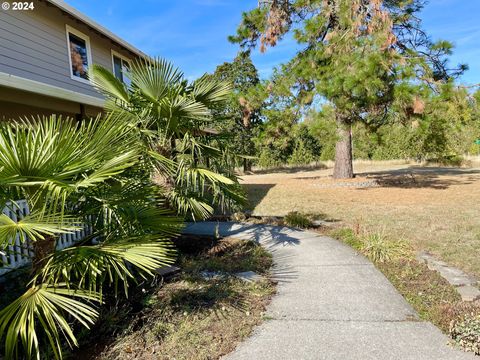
[210, 51, 264, 172]
[230, 0, 466, 178]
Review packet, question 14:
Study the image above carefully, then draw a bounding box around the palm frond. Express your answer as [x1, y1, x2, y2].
[78, 180, 183, 238]
[41, 236, 176, 295]
[0, 114, 139, 208]
[177, 166, 235, 192]
[89, 203, 183, 239]
[73, 150, 139, 189]
[192, 75, 233, 105]
[0, 211, 80, 247]
[0, 285, 100, 360]
[169, 95, 211, 123]
[89, 64, 130, 103]
[129, 57, 184, 103]
[167, 190, 214, 220]
[147, 150, 176, 176]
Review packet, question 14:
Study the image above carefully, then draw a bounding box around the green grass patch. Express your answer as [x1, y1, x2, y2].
[283, 211, 330, 228]
[329, 228, 363, 250]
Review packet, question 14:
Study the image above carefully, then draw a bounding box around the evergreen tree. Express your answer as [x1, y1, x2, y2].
[230, 0, 466, 178]
[210, 51, 264, 172]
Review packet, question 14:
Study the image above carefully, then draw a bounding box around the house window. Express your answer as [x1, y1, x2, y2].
[111, 51, 131, 86]
[66, 25, 92, 83]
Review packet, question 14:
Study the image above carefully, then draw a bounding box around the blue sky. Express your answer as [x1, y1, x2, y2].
[67, 0, 480, 85]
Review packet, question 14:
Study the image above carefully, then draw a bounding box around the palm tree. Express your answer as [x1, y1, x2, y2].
[90, 57, 246, 220]
[0, 114, 182, 359]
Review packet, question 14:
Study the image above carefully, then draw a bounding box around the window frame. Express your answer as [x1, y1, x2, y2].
[111, 50, 131, 85]
[66, 25, 93, 84]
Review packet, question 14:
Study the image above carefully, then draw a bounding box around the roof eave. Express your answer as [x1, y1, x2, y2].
[46, 0, 147, 58]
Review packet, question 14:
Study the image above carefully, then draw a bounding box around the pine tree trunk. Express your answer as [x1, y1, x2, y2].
[333, 116, 354, 179]
[243, 158, 251, 173]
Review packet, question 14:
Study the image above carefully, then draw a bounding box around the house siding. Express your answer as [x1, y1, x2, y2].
[0, 0, 135, 100]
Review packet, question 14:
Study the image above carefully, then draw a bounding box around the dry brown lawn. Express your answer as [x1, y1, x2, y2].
[241, 161, 480, 278]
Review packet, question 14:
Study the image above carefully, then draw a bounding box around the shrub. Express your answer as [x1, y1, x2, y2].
[288, 142, 316, 166]
[450, 313, 480, 355]
[360, 231, 410, 263]
[257, 148, 285, 168]
[427, 154, 464, 167]
[287, 125, 322, 165]
[284, 211, 313, 228]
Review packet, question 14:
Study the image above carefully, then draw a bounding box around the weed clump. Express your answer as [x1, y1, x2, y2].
[450, 313, 480, 354]
[284, 211, 313, 228]
[330, 228, 410, 263]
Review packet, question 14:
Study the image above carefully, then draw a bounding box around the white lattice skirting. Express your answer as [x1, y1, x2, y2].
[1, 200, 91, 276]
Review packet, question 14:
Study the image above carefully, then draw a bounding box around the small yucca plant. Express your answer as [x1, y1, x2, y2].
[360, 230, 410, 263]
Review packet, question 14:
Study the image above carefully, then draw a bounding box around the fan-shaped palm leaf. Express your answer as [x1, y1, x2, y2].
[0, 114, 139, 209]
[89, 64, 130, 103]
[41, 236, 176, 296]
[0, 285, 100, 360]
[0, 211, 79, 247]
[167, 190, 214, 220]
[191, 75, 233, 105]
[129, 57, 183, 103]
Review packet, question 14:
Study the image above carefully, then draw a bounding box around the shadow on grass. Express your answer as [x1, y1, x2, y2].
[361, 166, 480, 190]
[288, 166, 480, 190]
[242, 183, 275, 211]
[249, 163, 327, 175]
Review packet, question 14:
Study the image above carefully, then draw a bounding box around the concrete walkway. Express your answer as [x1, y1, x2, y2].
[184, 222, 476, 360]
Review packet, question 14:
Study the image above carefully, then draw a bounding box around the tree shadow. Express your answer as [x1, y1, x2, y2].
[294, 175, 331, 181]
[183, 222, 310, 285]
[242, 183, 276, 210]
[359, 166, 480, 190]
[248, 163, 327, 175]
[290, 166, 480, 190]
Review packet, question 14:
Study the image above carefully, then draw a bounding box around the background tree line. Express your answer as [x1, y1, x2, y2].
[210, 0, 480, 173]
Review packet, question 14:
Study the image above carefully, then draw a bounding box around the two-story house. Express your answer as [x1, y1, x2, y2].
[0, 0, 145, 120]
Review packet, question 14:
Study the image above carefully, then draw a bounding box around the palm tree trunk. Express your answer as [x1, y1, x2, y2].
[31, 236, 56, 274]
[333, 114, 354, 179]
[170, 137, 177, 160]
